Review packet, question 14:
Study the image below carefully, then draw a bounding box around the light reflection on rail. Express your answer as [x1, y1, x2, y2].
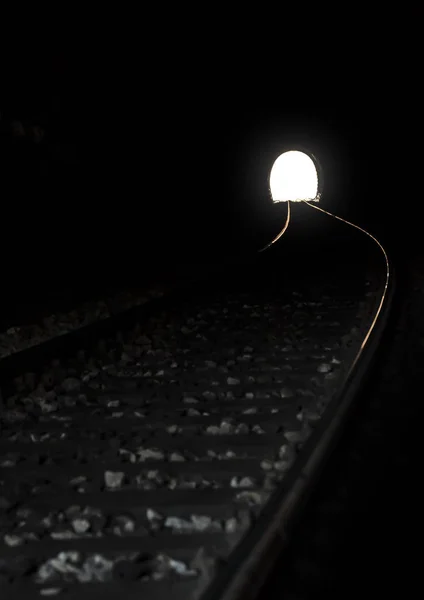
[260, 199, 390, 376]
[303, 201, 390, 375]
[259, 201, 291, 252]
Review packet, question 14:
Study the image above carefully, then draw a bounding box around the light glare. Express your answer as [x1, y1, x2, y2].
[270, 150, 319, 202]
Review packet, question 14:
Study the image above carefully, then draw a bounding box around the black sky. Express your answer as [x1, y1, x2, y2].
[1, 11, 422, 296]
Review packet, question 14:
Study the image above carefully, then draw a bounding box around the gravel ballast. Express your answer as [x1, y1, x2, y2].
[0, 287, 169, 359]
[0, 262, 384, 598]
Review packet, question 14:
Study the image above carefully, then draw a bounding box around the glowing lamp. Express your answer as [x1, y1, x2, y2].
[269, 150, 319, 203]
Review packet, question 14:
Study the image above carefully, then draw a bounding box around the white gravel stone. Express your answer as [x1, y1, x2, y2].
[136, 448, 165, 461]
[166, 425, 180, 434]
[280, 387, 294, 398]
[284, 428, 311, 443]
[4, 534, 23, 546]
[317, 363, 332, 373]
[230, 476, 256, 488]
[146, 508, 163, 523]
[156, 554, 197, 577]
[260, 459, 273, 471]
[113, 515, 135, 534]
[164, 515, 221, 533]
[225, 518, 238, 533]
[273, 460, 292, 472]
[236, 490, 265, 506]
[183, 396, 199, 404]
[72, 518, 91, 534]
[187, 408, 201, 416]
[170, 452, 186, 462]
[104, 471, 125, 489]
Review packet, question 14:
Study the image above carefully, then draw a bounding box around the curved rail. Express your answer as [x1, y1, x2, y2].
[304, 201, 390, 376]
[258, 201, 291, 252]
[207, 201, 392, 600]
[259, 198, 390, 376]
[213, 265, 395, 600]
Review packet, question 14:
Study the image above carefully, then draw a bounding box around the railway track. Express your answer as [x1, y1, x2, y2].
[0, 231, 393, 600]
[257, 252, 407, 599]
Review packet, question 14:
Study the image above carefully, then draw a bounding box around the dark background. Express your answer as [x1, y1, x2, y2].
[0, 11, 421, 311]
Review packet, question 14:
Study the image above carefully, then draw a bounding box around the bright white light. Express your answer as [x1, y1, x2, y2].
[269, 150, 319, 202]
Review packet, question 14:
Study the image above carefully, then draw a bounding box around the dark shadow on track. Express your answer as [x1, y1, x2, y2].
[256, 248, 412, 599]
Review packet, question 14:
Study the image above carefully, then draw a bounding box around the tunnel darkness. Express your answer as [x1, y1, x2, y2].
[0, 19, 421, 325]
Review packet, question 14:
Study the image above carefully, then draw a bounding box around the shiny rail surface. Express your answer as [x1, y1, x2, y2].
[0, 238, 393, 600]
